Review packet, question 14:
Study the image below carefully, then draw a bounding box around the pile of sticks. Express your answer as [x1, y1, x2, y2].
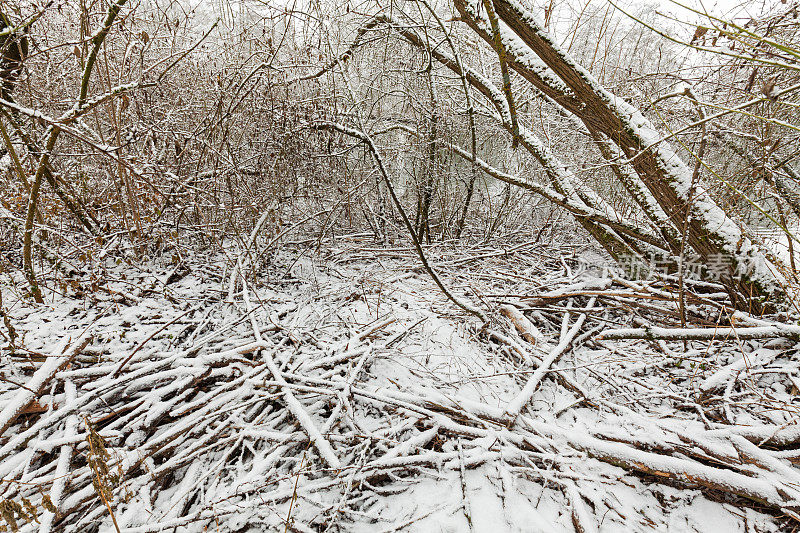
[1, 239, 799, 531]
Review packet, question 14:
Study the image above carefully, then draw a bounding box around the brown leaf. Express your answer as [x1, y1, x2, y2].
[761, 76, 778, 97]
[119, 93, 130, 113]
[20, 400, 46, 416]
[692, 26, 709, 42]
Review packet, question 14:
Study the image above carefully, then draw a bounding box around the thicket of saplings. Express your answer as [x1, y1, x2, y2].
[0, 0, 798, 317]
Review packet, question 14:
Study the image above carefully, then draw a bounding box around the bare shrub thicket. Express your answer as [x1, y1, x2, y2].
[0, 0, 352, 291]
[314, 0, 800, 313]
[1, 0, 799, 313]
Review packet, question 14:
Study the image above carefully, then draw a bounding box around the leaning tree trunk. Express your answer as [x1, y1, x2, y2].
[453, 0, 786, 313]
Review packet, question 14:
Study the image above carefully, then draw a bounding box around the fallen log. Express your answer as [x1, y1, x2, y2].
[597, 324, 800, 341]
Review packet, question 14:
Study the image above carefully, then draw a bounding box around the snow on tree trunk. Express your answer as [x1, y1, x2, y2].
[454, 0, 786, 313]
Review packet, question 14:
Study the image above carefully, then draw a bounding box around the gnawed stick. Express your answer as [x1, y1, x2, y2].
[38, 380, 78, 533]
[714, 423, 800, 448]
[0, 330, 92, 438]
[261, 348, 342, 469]
[566, 481, 598, 533]
[112, 305, 199, 377]
[499, 304, 544, 345]
[504, 297, 595, 423]
[699, 349, 780, 393]
[338, 315, 397, 353]
[379, 425, 440, 461]
[240, 272, 341, 469]
[486, 328, 595, 408]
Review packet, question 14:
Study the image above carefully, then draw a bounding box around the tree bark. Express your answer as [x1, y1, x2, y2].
[453, 0, 784, 312]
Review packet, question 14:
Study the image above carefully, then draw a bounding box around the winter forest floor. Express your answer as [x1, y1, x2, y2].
[1, 236, 799, 532]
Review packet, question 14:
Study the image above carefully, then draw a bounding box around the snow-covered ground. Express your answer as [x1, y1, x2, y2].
[0, 239, 795, 532]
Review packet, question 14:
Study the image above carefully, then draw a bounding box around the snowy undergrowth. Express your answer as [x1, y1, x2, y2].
[0, 240, 795, 532]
